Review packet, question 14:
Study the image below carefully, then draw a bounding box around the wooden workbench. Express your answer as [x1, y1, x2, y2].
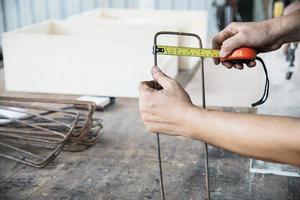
[0, 98, 299, 200]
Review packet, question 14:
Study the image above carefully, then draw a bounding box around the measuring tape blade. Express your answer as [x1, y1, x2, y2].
[154, 45, 220, 58]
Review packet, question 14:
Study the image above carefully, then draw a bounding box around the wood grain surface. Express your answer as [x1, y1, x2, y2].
[0, 98, 299, 200]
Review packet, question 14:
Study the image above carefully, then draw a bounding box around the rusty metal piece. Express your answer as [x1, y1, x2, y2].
[153, 31, 210, 200]
[0, 96, 102, 168]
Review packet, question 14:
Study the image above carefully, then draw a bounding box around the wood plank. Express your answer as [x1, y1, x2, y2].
[0, 98, 299, 199]
[3, 19, 178, 98]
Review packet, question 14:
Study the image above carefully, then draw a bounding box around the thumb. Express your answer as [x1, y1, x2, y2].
[151, 66, 173, 89]
[220, 32, 246, 57]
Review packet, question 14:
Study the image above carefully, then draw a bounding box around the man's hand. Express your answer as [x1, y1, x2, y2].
[213, 19, 282, 69]
[138, 68, 300, 167]
[138, 66, 193, 136]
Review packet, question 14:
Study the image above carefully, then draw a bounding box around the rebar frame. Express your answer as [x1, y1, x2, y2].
[0, 96, 101, 168]
[153, 31, 210, 200]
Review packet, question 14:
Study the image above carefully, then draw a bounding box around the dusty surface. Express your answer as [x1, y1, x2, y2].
[0, 97, 299, 200]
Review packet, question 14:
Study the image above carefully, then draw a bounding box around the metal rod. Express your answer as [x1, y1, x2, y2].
[153, 31, 210, 200]
[156, 133, 165, 200]
[154, 35, 166, 200]
[199, 37, 211, 200]
[0, 97, 102, 168]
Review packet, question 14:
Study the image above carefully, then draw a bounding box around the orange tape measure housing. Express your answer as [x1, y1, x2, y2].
[221, 47, 257, 62]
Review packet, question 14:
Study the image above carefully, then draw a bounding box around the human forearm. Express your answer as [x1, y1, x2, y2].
[139, 67, 300, 167]
[182, 106, 300, 167]
[277, 10, 300, 44]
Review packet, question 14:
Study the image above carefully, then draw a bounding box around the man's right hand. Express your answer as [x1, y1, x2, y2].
[212, 19, 282, 69]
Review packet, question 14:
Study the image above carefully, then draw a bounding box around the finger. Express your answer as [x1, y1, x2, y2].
[212, 36, 222, 65]
[138, 81, 155, 93]
[234, 63, 244, 70]
[221, 61, 233, 69]
[212, 29, 236, 65]
[221, 32, 247, 57]
[246, 61, 256, 68]
[141, 80, 163, 90]
[213, 28, 237, 58]
[142, 81, 156, 88]
[151, 66, 173, 89]
[212, 28, 237, 50]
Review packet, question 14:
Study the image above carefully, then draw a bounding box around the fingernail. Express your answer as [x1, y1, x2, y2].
[152, 66, 161, 74]
[220, 50, 228, 57]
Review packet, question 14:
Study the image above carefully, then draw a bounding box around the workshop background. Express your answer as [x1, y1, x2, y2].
[1, 0, 295, 104]
[0, 0, 300, 200]
[0, 0, 269, 42]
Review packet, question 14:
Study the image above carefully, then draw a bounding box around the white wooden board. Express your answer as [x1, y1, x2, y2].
[68, 8, 208, 70]
[2, 20, 178, 97]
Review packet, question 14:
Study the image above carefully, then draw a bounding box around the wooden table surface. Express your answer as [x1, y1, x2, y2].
[0, 98, 299, 200]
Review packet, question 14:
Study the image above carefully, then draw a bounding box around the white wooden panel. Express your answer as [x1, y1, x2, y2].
[3, 20, 178, 97]
[69, 8, 208, 70]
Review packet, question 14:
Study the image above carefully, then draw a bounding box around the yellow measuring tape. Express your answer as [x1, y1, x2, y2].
[155, 45, 220, 58]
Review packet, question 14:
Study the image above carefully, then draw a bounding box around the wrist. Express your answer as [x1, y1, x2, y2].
[273, 11, 300, 44]
[267, 18, 285, 46]
[179, 105, 207, 139]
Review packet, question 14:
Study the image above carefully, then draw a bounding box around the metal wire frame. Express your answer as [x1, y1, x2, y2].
[153, 31, 210, 200]
[63, 118, 103, 152]
[0, 103, 103, 151]
[2, 114, 104, 151]
[0, 96, 98, 168]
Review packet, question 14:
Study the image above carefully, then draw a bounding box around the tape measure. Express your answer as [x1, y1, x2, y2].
[154, 45, 257, 62]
